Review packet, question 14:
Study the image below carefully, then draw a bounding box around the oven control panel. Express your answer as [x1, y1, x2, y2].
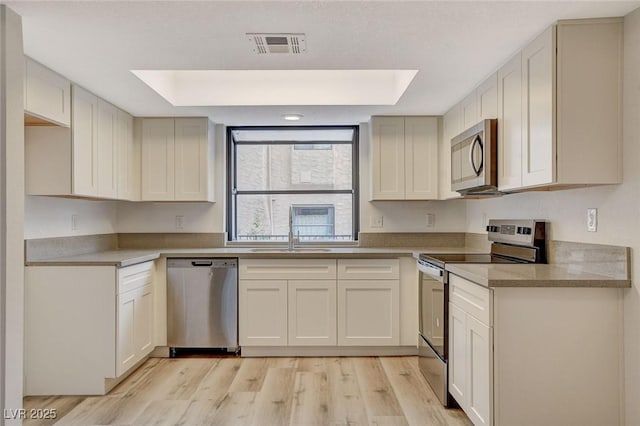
[486, 219, 545, 246]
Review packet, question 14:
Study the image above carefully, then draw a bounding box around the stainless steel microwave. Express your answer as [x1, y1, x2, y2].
[450, 119, 499, 196]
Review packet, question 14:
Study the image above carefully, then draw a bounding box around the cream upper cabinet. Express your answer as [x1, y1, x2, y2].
[498, 19, 623, 191]
[174, 118, 210, 201]
[141, 118, 175, 201]
[24, 57, 71, 127]
[461, 92, 479, 130]
[370, 116, 438, 200]
[141, 117, 214, 202]
[477, 73, 498, 120]
[370, 116, 405, 200]
[116, 110, 137, 201]
[25, 84, 137, 200]
[72, 85, 100, 197]
[97, 99, 118, 199]
[497, 53, 524, 191]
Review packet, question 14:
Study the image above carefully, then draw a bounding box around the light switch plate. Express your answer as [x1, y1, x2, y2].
[175, 215, 184, 230]
[587, 208, 597, 232]
[71, 214, 78, 231]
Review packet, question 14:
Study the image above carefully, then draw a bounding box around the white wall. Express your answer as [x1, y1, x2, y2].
[359, 122, 467, 233]
[465, 9, 640, 424]
[24, 196, 117, 239]
[1, 5, 23, 423]
[116, 201, 219, 233]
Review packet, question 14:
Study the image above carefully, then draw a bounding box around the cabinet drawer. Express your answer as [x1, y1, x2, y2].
[118, 261, 153, 294]
[239, 259, 336, 280]
[449, 274, 492, 326]
[337, 259, 399, 280]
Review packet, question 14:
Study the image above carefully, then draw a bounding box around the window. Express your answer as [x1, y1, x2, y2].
[227, 126, 359, 242]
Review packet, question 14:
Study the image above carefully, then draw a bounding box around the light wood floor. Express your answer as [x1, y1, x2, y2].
[24, 356, 471, 426]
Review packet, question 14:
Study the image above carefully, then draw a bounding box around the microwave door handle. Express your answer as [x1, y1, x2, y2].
[469, 135, 484, 176]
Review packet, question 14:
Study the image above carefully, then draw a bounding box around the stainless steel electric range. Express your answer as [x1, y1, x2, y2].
[417, 219, 547, 406]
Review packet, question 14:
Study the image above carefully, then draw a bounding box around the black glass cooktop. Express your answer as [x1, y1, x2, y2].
[418, 253, 525, 269]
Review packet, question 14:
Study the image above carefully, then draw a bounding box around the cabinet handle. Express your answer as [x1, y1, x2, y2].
[469, 135, 484, 176]
[191, 261, 213, 267]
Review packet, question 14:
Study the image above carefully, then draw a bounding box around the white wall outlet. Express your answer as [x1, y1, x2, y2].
[175, 215, 184, 230]
[371, 215, 384, 228]
[426, 213, 436, 228]
[71, 214, 78, 231]
[587, 208, 597, 232]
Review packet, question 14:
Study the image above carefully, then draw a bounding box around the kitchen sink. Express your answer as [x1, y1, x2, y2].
[249, 248, 332, 253]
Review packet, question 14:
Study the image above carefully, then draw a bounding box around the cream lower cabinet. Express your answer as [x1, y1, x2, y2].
[25, 261, 155, 395]
[448, 273, 624, 426]
[448, 275, 493, 426]
[239, 279, 288, 346]
[337, 259, 400, 346]
[288, 280, 336, 345]
[239, 258, 401, 348]
[116, 262, 155, 376]
[239, 259, 337, 347]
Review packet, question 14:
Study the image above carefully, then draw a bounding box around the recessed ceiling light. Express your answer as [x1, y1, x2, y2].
[282, 114, 303, 121]
[130, 69, 418, 106]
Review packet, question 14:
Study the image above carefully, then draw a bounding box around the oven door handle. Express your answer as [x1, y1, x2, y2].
[417, 261, 444, 280]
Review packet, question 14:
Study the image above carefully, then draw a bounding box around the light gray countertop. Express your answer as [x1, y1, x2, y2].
[25, 246, 482, 268]
[446, 263, 631, 288]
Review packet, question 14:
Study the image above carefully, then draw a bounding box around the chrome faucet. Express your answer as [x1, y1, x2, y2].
[288, 206, 299, 251]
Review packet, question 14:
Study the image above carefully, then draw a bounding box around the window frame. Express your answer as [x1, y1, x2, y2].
[226, 125, 360, 243]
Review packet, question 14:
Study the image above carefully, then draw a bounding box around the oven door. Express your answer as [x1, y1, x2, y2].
[417, 260, 446, 360]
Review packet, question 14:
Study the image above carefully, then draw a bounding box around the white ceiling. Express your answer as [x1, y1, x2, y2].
[7, 0, 640, 125]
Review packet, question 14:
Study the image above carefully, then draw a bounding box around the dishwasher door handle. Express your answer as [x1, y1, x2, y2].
[191, 260, 213, 267]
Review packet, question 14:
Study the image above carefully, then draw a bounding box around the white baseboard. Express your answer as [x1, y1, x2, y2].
[241, 346, 418, 357]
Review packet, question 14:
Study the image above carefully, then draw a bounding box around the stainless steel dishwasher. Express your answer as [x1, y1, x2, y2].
[167, 258, 238, 353]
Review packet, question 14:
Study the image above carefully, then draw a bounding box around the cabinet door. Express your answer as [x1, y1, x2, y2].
[117, 289, 137, 377]
[477, 73, 498, 120]
[24, 57, 71, 127]
[97, 99, 118, 198]
[404, 117, 438, 200]
[461, 92, 479, 129]
[117, 110, 136, 200]
[522, 26, 556, 188]
[440, 106, 462, 200]
[449, 302, 467, 408]
[135, 284, 154, 358]
[497, 53, 524, 191]
[370, 116, 405, 200]
[288, 280, 336, 346]
[141, 118, 175, 201]
[239, 280, 287, 346]
[337, 280, 399, 346]
[174, 118, 210, 201]
[72, 85, 99, 197]
[466, 315, 493, 426]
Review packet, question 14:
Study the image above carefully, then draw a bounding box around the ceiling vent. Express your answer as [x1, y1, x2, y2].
[247, 33, 307, 54]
